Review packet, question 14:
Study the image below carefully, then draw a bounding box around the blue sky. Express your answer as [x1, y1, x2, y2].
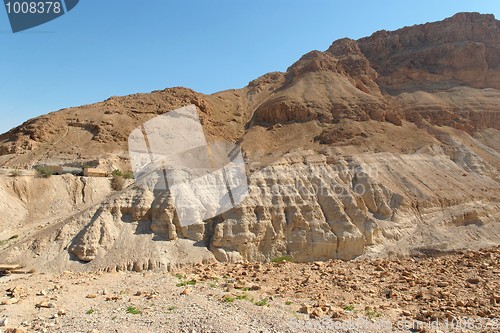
[0, 1, 499, 134]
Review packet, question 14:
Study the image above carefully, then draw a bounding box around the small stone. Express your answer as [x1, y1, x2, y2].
[402, 310, 412, 316]
[466, 277, 480, 284]
[4, 328, 26, 333]
[86, 294, 97, 299]
[2, 298, 19, 305]
[299, 305, 312, 314]
[180, 288, 190, 296]
[234, 283, 245, 289]
[0, 318, 7, 326]
[310, 308, 324, 319]
[416, 290, 425, 299]
[9, 286, 25, 298]
[57, 309, 66, 316]
[456, 300, 466, 307]
[38, 290, 48, 296]
[384, 289, 395, 298]
[437, 281, 449, 287]
[331, 311, 342, 319]
[35, 302, 54, 309]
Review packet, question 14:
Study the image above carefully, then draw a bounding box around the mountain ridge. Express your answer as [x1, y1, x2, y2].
[1, 12, 499, 169]
[0, 12, 498, 271]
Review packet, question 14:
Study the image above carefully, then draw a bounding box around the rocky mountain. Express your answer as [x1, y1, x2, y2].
[0, 12, 499, 272]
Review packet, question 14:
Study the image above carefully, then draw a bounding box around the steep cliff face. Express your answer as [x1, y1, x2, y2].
[358, 12, 500, 92]
[1, 140, 498, 272]
[0, 13, 499, 271]
[0, 175, 112, 239]
[357, 12, 500, 132]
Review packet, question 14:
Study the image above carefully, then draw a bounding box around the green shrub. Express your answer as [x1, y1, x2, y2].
[36, 166, 54, 178]
[126, 306, 142, 315]
[236, 294, 249, 301]
[366, 308, 382, 319]
[344, 305, 355, 311]
[111, 175, 125, 191]
[176, 279, 196, 287]
[255, 299, 268, 306]
[123, 170, 134, 179]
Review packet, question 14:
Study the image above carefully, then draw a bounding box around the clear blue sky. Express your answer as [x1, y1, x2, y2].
[1, 1, 499, 134]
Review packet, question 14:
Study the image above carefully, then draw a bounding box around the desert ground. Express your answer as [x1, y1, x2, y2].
[1, 247, 499, 332]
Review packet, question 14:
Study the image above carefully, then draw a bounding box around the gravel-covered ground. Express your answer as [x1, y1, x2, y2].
[1, 247, 499, 332]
